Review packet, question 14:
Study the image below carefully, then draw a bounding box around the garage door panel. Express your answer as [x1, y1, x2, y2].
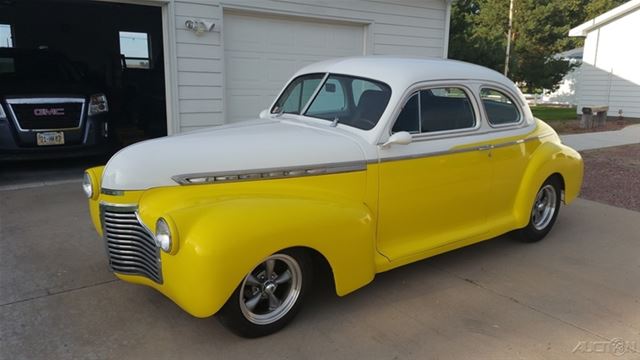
[224, 12, 364, 122]
[266, 59, 299, 82]
[226, 56, 263, 83]
[332, 26, 365, 51]
[227, 95, 266, 120]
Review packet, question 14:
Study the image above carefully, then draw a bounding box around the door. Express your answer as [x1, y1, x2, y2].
[376, 87, 493, 260]
[223, 11, 365, 122]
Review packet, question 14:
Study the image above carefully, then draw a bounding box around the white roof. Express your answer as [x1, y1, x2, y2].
[293, 56, 514, 92]
[569, 0, 640, 37]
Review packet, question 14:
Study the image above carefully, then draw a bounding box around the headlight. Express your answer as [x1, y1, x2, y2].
[88, 94, 109, 116]
[82, 172, 93, 198]
[155, 218, 173, 253]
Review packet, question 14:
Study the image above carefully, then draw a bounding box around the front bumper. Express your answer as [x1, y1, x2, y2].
[0, 113, 112, 161]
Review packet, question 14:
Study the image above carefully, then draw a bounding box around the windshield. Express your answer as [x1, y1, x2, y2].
[272, 73, 391, 130]
[0, 51, 81, 83]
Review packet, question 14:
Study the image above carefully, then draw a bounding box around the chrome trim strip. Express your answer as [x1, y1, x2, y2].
[378, 135, 544, 163]
[172, 161, 367, 185]
[380, 121, 536, 145]
[101, 188, 125, 196]
[6, 97, 85, 104]
[6, 97, 86, 132]
[173, 133, 551, 185]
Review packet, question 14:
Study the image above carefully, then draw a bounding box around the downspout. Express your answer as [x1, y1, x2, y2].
[442, 0, 454, 58]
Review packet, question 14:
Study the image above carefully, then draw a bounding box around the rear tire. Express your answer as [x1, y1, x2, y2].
[217, 249, 312, 338]
[514, 177, 562, 243]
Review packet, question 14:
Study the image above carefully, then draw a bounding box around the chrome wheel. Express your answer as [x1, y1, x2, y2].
[531, 184, 557, 231]
[239, 254, 302, 325]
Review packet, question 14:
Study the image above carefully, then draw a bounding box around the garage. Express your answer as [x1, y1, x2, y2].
[0, 0, 168, 157]
[2, 0, 451, 157]
[223, 11, 366, 122]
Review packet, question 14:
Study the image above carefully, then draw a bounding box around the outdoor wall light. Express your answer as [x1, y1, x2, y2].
[185, 19, 215, 35]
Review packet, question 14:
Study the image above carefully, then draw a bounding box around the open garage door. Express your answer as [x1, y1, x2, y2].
[223, 12, 365, 122]
[0, 0, 167, 159]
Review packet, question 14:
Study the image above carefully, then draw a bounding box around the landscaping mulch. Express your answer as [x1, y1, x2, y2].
[578, 143, 640, 212]
[546, 118, 640, 135]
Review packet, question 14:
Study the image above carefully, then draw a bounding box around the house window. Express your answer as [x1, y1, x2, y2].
[0, 24, 13, 48]
[118, 31, 151, 69]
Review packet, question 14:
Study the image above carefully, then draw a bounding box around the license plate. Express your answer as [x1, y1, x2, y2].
[36, 131, 65, 146]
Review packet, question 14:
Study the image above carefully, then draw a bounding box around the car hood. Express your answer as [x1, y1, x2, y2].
[101, 119, 367, 190]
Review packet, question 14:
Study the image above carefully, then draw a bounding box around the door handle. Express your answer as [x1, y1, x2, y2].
[476, 145, 493, 151]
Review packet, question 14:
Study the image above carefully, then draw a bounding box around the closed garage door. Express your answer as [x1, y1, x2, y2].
[223, 12, 365, 122]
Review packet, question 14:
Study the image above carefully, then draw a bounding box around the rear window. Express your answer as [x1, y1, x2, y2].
[119, 31, 152, 69]
[0, 52, 80, 82]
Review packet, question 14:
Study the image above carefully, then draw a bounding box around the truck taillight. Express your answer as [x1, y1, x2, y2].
[88, 94, 109, 116]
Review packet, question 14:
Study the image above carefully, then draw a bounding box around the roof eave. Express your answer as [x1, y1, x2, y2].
[569, 0, 640, 37]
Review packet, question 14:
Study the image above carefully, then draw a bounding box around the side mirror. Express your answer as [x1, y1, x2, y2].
[258, 109, 270, 119]
[381, 131, 412, 148]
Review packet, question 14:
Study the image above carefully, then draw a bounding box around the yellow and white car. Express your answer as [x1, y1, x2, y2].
[84, 57, 583, 337]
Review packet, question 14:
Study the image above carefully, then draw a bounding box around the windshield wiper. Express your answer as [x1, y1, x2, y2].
[330, 117, 340, 127]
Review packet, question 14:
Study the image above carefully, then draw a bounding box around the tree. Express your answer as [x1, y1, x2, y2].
[448, 0, 628, 92]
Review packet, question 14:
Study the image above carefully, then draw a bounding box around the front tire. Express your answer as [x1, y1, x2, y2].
[217, 249, 312, 338]
[515, 177, 562, 242]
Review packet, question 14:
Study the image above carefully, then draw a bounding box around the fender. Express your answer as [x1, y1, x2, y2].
[135, 182, 377, 318]
[513, 139, 583, 228]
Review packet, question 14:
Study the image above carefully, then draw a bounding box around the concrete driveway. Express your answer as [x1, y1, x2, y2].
[1, 183, 639, 359]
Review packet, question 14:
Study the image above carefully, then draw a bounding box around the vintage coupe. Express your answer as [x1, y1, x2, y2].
[84, 57, 583, 337]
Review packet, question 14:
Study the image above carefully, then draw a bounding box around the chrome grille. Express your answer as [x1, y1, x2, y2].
[100, 204, 162, 283]
[6, 97, 85, 131]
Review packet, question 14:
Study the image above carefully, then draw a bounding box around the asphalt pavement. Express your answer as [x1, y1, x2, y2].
[1, 182, 639, 359]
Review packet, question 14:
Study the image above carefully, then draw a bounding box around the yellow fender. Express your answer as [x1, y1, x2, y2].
[513, 140, 583, 228]
[135, 191, 377, 318]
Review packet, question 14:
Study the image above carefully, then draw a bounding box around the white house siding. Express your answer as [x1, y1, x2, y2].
[574, 6, 640, 118]
[172, 0, 448, 133]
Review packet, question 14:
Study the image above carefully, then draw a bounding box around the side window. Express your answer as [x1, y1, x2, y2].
[306, 78, 346, 115]
[392, 93, 419, 133]
[480, 88, 521, 125]
[420, 87, 475, 132]
[272, 74, 323, 114]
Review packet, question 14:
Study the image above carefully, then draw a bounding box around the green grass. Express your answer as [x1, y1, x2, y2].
[530, 106, 577, 121]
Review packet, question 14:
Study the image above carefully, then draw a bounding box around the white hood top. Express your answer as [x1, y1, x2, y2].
[101, 119, 367, 190]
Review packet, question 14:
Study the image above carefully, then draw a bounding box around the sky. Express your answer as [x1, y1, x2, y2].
[119, 31, 149, 58]
[0, 24, 13, 48]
